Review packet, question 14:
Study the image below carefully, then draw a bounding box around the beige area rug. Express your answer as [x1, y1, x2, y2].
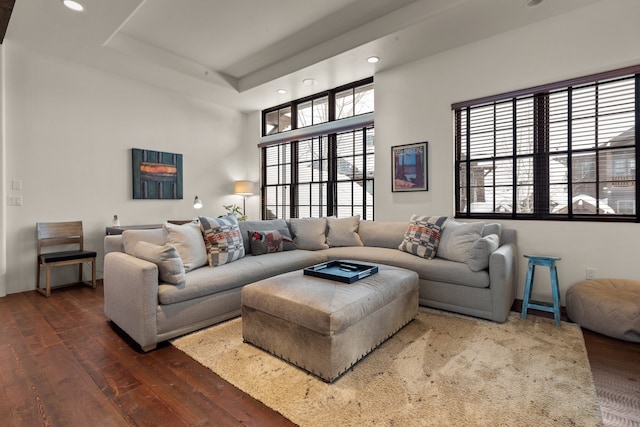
[172, 308, 603, 427]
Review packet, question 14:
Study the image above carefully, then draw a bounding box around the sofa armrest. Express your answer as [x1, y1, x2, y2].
[488, 242, 518, 322]
[104, 235, 124, 255]
[103, 252, 159, 351]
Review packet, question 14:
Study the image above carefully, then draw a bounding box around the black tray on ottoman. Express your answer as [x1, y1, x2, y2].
[303, 260, 379, 284]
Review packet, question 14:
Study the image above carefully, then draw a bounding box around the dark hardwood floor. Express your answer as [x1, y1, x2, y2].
[0, 282, 294, 426]
[1, 282, 638, 426]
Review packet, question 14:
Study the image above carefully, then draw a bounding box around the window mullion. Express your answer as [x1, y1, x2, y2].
[636, 73, 640, 222]
[594, 83, 601, 214]
[465, 108, 471, 216]
[327, 134, 337, 217]
[361, 127, 367, 219]
[291, 141, 298, 219]
[567, 87, 574, 218]
[512, 99, 518, 219]
[533, 93, 550, 217]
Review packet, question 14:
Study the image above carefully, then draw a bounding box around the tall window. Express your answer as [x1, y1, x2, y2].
[453, 66, 639, 222]
[261, 78, 374, 219]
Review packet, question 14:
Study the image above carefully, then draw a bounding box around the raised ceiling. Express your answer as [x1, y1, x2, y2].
[5, 0, 601, 112]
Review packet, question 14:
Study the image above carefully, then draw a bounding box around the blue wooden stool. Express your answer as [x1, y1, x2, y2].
[521, 255, 562, 326]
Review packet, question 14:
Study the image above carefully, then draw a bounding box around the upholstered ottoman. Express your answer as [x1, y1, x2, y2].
[241, 264, 419, 382]
[566, 278, 640, 343]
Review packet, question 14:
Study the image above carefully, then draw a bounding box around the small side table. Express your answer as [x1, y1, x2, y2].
[521, 254, 562, 326]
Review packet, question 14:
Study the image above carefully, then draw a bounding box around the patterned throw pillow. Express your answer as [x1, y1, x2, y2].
[199, 215, 245, 267]
[398, 215, 448, 259]
[248, 229, 294, 256]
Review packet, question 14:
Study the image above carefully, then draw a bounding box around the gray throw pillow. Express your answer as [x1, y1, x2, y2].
[468, 234, 500, 272]
[163, 221, 208, 272]
[358, 220, 408, 249]
[326, 215, 364, 247]
[436, 221, 484, 263]
[290, 217, 329, 250]
[122, 228, 166, 256]
[134, 241, 186, 286]
[482, 223, 502, 245]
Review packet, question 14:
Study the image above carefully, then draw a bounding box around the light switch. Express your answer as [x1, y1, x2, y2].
[8, 196, 23, 206]
[11, 179, 22, 190]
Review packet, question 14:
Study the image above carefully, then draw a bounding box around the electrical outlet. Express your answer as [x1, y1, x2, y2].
[586, 268, 596, 280]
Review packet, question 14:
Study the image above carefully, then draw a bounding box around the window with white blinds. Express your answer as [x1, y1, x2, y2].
[262, 78, 374, 220]
[453, 66, 639, 221]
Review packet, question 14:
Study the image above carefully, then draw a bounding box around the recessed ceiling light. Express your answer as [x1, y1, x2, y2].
[302, 78, 317, 86]
[524, 0, 544, 8]
[276, 89, 287, 94]
[367, 56, 380, 64]
[62, 0, 84, 12]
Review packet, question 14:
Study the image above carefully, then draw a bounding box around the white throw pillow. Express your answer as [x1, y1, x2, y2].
[163, 221, 207, 272]
[436, 221, 484, 263]
[290, 217, 329, 250]
[134, 241, 186, 286]
[468, 234, 500, 272]
[326, 215, 364, 247]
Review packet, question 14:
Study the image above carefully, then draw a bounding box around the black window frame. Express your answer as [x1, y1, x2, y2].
[453, 65, 640, 222]
[261, 78, 374, 220]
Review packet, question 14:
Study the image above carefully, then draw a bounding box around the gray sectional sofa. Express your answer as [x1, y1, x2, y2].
[103, 216, 518, 351]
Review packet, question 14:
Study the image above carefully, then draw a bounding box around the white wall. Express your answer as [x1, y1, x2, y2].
[3, 43, 259, 294]
[0, 44, 6, 297]
[374, 0, 640, 301]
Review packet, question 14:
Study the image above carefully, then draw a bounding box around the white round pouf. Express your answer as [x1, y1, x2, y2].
[566, 278, 640, 343]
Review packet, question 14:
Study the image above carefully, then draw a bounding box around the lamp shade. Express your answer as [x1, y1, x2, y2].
[193, 195, 203, 209]
[234, 180, 254, 196]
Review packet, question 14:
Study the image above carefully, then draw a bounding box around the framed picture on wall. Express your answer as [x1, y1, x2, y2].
[391, 142, 428, 192]
[132, 148, 183, 199]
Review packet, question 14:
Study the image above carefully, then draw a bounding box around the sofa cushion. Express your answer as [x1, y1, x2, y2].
[199, 215, 245, 267]
[321, 246, 490, 288]
[326, 215, 363, 247]
[157, 250, 329, 305]
[249, 229, 294, 255]
[163, 221, 207, 272]
[290, 217, 329, 250]
[398, 215, 448, 260]
[238, 219, 289, 254]
[134, 241, 186, 286]
[358, 221, 408, 249]
[122, 228, 166, 255]
[468, 234, 500, 272]
[436, 221, 483, 263]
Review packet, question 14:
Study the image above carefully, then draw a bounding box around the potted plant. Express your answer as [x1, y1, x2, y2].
[220, 204, 247, 221]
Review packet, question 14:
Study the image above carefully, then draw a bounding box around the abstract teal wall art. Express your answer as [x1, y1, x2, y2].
[132, 148, 183, 199]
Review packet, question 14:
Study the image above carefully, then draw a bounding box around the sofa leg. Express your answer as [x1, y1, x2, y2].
[141, 343, 157, 352]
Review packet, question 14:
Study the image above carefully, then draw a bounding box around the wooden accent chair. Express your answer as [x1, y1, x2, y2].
[36, 221, 97, 297]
